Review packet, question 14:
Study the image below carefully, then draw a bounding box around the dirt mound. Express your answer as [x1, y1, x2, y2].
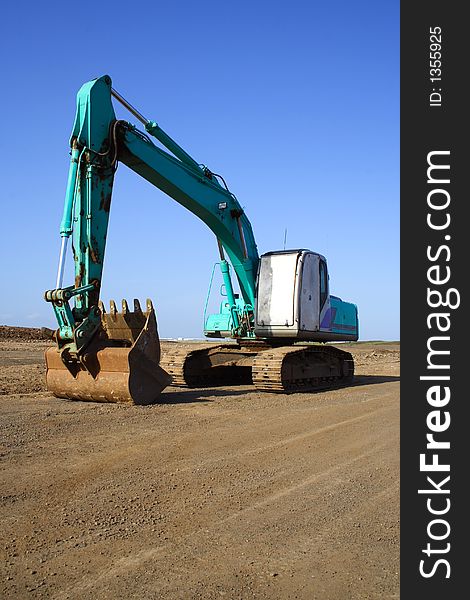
[0, 326, 47, 341]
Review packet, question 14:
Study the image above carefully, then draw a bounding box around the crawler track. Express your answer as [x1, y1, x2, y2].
[252, 345, 354, 393]
[159, 343, 254, 387]
[160, 342, 354, 393]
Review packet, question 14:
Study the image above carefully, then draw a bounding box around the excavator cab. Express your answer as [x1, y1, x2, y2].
[254, 250, 358, 341]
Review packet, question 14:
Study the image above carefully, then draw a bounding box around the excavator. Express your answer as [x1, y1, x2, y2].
[44, 75, 359, 404]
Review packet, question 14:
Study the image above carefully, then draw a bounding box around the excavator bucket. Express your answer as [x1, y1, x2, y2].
[45, 299, 172, 404]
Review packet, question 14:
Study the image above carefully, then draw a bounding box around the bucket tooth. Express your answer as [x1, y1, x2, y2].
[98, 300, 106, 314]
[45, 297, 171, 404]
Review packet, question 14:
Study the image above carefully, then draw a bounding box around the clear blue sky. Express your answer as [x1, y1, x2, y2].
[0, 0, 399, 340]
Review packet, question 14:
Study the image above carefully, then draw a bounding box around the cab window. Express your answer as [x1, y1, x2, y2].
[319, 260, 328, 309]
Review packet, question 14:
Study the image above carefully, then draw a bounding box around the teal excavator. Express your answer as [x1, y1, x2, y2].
[44, 75, 359, 404]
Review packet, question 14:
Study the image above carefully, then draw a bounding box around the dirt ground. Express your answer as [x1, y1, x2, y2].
[0, 327, 399, 599]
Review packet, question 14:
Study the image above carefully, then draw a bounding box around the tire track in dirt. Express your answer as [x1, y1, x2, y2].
[2, 392, 394, 506]
[178, 395, 396, 469]
[57, 438, 393, 597]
